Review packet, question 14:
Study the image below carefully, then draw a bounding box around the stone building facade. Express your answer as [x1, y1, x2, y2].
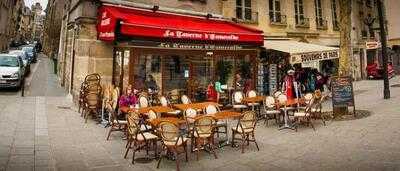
[222, 0, 397, 80]
[58, 0, 224, 101]
[43, 0, 67, 59]
[0, 0, 26, 51]
[222, 0, 340, 45]
[31, 3, 45, 42]
[57, 0, 398, 102]
[222, 0, 342, 81]
[18, 6, 33, 43]
[0, 0, 13, 51]
[385, 0, 400, 72]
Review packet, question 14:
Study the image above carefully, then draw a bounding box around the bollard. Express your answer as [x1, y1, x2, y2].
[21, 77, 25, 97]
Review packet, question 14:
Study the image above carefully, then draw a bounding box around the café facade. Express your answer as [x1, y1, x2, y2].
[97, 4, 264, 99]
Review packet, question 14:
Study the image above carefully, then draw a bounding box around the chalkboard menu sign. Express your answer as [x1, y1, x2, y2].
[331, 76, 355, 108]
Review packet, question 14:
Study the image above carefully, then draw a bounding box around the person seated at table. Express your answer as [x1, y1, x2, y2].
[119, 86, 137, 108]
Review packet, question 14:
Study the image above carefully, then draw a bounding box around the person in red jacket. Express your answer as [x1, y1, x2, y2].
[206, 81, 218, 102]
[282, 69, 296, 100]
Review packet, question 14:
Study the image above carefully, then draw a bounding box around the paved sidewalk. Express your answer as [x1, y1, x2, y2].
[1, 55, 400, 171]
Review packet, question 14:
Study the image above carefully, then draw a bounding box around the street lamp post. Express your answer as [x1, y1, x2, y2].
[377, 0, 390, 99]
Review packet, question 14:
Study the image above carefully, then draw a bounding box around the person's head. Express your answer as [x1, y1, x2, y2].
[126, 86, 133, 95]
[235, 73, 241, 79]
[287, 69, 295, 76]
[209, 79, 215, 86]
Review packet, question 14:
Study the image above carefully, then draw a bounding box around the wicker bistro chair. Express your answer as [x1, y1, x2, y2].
[192, 116, 218, 161]
[124, 112, 158, 164]
[181, 95, 191, 104]
[159, 96, 181, 116]
[157, 121, 189, 171]
[263, 96, 281, 126]
[273, 91, 283, 98]
[78, 82, 87, 114]
[246, 90, 260, 106]
[182, 108, 197, 152]
[310, 95, 327, 126]
[293, 98, 316, 131]
[204, 105, 227, 138]
[232, 91, 248, 111]
[184, 108, 198, 129]
[276, 94, 289, 124]
[84, 73, 101, 84]
[84, 92, 101, 123]
[106, 102, 127, 140]
[298, 93, 314, 110]
[86, 83, 102, 94]
[139, 95, 150, 108]
[231, 111, 260, 153]
[246, 90, 261, 117]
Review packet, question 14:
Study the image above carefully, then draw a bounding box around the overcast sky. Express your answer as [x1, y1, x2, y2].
[24, 0, 48, 9]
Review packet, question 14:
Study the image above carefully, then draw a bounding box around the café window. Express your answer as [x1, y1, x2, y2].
[314, 0, 323, 26]
[236, 0, 252, 20]
[366, 0, 372, 7]
[331, 0, 338, 29]
[269, 0, 282, 23]
[113, 51, 123, 88]
[113, 49, 130, 91]
[133, 54, 162, 92]
[294, 0, 305, 25]
[162, 55, 190, 94]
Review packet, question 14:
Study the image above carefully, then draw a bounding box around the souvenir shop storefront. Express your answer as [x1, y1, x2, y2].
[97, 4, 264, 100]
[258, 40, 339, 95]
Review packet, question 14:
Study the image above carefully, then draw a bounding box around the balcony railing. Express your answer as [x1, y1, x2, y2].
[295, 17, 310, 28]
[270, 14, 287, 26]
[234, 9, 259, 24]
[316, 19, 328, 30]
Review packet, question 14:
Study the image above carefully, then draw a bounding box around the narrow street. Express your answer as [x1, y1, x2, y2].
[1, 55, 400, 171]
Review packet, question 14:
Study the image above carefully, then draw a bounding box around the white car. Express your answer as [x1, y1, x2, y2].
[9, 50, 30, 75]
[0, 54, 24, 89]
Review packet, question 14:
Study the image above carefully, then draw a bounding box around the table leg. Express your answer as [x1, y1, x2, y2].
[217, 119, 230, 147]
[279, 108, 296, 130]
[100, 99, 109, 128]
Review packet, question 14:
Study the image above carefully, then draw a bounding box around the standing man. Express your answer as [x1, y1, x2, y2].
[281, 69, 299, 100]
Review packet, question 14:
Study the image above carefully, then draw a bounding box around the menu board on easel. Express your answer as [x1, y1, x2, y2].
[331, 76, 356, 114]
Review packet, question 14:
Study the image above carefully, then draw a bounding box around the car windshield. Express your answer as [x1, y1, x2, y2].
[22, 47, 33, 53]
[9, 51, 27, 60]
[0, 56, 19, 67]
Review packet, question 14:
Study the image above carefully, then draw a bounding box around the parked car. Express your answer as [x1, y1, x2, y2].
[366, 63, 395, 79]
[20, 45, 37, 63]
[8, 50, 30, 75]
[0, 54, 25, 89]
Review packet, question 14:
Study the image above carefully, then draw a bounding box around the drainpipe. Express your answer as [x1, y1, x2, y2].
[62, 4, 70, 87]
[68, 24, 77, 96]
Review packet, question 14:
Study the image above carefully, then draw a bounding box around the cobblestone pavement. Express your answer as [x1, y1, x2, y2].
[1, 55, 400, 171]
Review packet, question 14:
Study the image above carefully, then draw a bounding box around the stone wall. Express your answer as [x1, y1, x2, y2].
[222, 0, 340, 44]
[124, 0, 223, 14]
[43, 0, 67, 59]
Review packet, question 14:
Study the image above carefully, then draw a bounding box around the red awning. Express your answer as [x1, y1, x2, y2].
[97, 4, 264, 45]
